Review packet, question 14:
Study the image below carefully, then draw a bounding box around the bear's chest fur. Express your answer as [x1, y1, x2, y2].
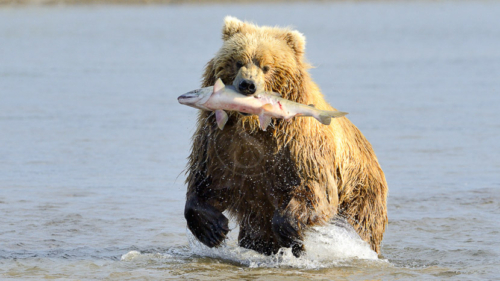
[205, 117, 301, 215]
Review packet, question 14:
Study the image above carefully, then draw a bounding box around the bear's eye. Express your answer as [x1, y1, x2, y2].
[236, 61, 244, 68]
[262, 66, 270, 73]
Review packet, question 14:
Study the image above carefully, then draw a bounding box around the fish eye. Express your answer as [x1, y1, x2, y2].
[236, 61, 244, 68]
[262, 66, 270, 73]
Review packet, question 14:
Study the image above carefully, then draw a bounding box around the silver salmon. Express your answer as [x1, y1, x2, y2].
[178, 78, 348, 131]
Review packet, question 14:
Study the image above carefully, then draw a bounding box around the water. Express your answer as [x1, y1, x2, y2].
[1, 2, 499, 280]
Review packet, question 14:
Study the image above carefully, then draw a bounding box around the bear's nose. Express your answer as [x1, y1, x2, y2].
[238, 79, 257, 95]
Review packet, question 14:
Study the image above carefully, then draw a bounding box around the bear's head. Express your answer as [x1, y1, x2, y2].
[204, 16, 310, 103]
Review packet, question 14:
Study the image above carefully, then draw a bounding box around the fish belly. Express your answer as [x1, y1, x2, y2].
[207, 92, 264, 114]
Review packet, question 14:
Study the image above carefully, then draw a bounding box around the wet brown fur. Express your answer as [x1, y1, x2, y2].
[186, 17, 388, 254]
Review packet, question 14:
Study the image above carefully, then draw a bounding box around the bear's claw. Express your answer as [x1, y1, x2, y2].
[184, 197, 229, 248]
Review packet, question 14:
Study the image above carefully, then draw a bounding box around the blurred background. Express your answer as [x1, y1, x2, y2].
[0, 1, 499, 280]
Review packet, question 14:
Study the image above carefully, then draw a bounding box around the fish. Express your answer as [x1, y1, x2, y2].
[178, 78, 348, 131]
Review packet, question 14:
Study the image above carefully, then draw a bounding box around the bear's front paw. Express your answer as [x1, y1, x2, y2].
[184, 197, 229, 248]
[271, 210, 304, 257]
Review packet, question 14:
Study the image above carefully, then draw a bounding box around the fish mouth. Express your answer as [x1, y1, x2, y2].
[177, 91, 201, 104]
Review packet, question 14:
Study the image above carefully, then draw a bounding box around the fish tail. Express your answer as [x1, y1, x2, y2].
[317, 113, 332, 125]
[316, 110, 348, 125]
[324, 110, 348, 118]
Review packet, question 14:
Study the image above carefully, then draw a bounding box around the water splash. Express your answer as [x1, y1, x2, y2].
[120, 221, 379, 269]
[184, 219, 379, 269]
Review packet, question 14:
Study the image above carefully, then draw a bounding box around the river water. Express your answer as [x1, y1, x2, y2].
[0, 1, 499, 280]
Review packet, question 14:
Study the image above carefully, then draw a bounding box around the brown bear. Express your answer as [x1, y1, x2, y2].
[184, 16, 388, 257]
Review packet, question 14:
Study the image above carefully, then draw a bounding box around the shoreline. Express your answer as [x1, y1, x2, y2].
[0, 0, 457, 6]
[0, 0, 362, 5]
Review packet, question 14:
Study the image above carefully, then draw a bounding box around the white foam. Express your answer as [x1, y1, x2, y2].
[120, 220, 380, 268]
[304, 224, 379, 261]
[121, 250, 172, 261]
[186, 221, 379, 269]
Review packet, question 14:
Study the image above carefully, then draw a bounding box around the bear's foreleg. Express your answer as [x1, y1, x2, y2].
[271, 208, 305, 257]
[184, 194, 229, 248]
[271, 179, 336, 257]
[184, 169, 230, 248]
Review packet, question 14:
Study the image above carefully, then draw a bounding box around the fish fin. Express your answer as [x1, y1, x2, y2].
[213, 78, 225, 94]
[262, 103, 273, 112]
[258, 114, 272, 131]
[308, 104, 316, 107]
[215, 109, 229, 130]
[269, 92, 281, 97]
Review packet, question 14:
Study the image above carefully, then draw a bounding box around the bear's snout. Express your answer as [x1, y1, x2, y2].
[232, 63, 265, 96]
[238, 79, 257, 95]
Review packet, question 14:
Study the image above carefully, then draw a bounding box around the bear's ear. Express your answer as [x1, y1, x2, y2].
[222, 16, 245, 41]
[282, 30, 306, 57]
